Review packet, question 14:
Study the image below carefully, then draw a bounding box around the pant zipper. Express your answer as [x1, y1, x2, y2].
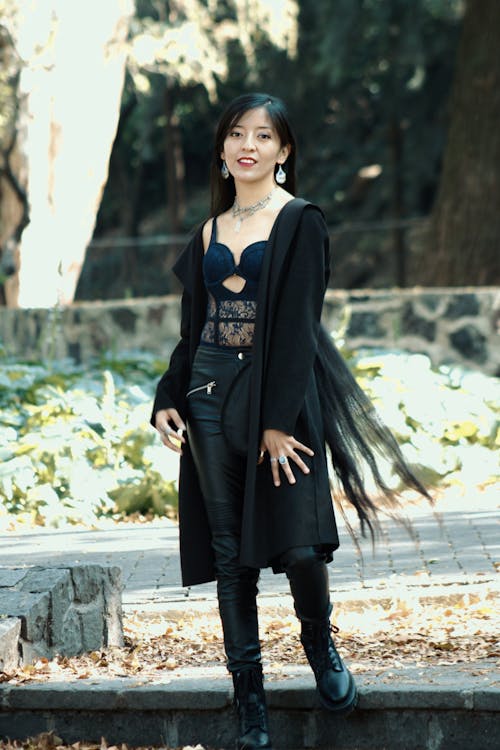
[186, 380, 217, 398]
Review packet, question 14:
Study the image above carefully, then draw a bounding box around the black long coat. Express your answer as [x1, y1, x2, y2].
[152, 199, 339, 586]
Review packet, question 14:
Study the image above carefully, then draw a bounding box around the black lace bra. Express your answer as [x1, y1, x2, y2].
[200, 218, 266, 348]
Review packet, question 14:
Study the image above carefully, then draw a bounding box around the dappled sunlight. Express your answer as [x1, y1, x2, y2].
[0, 350, 497, 531]
[354, 351, 499, 491]
[2, 586, 497, 686]
[6, 0, 133, 307]
[129, 0, 297, 100]
[2, 0, 299, 308]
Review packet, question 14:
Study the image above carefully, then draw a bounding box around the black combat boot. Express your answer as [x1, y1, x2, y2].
[300, 616, 357, 713]
[280, 545, 357, 714]
[232, 665, 272, 750]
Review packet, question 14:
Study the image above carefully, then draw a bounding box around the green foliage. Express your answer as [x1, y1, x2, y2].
[349, 351, 499, 490]
[95, 0, 464, 242]
[0, 355, 178, 528]
[294, 0, 464, 220]
[96, 1, 299, 237]
[0, 349, 497, 529]
[109, 469, 177, 517]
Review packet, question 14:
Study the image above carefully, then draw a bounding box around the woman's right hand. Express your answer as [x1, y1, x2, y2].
[155, 408, 186, 455]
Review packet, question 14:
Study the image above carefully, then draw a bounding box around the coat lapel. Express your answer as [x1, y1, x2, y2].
[241, 199, 311, 562]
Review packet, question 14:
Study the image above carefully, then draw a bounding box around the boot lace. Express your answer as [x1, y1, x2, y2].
[240, 692, 267, 733]
[326, 624, 343, 672]
[302, 622, 343, 675]
[234, 668, 268, 734]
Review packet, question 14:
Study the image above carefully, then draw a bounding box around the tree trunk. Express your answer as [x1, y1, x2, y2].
[421, 0, 500, 286]
[389, 116, 406, 287]
[164, 82, 186, 234]
[6, 0, 133, 308]
[0, 30, 28, 307]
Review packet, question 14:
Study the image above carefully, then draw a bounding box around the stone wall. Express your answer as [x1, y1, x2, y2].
[0, 287, 498, 375]
[0, 565, 123, 671]
[322, 288, 500, 375]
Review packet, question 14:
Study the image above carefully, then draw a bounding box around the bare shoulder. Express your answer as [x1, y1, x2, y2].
[275, 187, 295, 209]
[201, 218, 214, 252]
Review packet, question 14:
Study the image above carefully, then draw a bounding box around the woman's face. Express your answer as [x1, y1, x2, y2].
[220, 106, 290, 186]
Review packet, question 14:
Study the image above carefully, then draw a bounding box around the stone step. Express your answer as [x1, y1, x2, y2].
[0, 665, 498, 749]
[0, 565, 123, 667]
[0, 618, 21, 673]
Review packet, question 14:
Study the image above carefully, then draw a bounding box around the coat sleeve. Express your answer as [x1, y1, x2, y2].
[150, 287, 192, 425]
[261, 206, 330, 435]
[149, 229, 205, 425]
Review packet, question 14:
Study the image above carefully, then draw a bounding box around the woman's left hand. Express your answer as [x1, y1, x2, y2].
[260, 429, 314, 487]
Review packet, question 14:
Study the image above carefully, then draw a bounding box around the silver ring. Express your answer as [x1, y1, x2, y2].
[162, 425, 172, 436]
[278, 455, 288, 465]
[270, 457, 278, 463]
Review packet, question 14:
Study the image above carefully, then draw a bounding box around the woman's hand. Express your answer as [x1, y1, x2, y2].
[260, 429, 314, 487]
[155, 408, 186, 455]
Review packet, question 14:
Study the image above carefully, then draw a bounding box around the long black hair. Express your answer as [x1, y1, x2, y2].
[210, 93, 297, 217]
[315, 326, 432, 544]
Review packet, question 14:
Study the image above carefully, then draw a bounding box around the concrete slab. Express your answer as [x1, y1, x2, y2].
[0, 497, 498, 748]
[0, 664, 498, 749]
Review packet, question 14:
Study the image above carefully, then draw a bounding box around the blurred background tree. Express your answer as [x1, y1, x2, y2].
[421, 0, 500, 285]
[0, 0, 133, 307]
[1, 0, 498, 306]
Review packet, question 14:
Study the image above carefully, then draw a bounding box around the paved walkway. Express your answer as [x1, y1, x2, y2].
[1, 490, 499, 748]
[1, 490, 497, 611]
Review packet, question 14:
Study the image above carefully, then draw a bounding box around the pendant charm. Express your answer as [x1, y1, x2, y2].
[231, 186, 275, 232]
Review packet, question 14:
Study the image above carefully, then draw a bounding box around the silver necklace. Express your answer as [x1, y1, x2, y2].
[231, 188, 275, 232]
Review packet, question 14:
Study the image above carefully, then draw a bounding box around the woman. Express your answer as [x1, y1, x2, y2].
[151, 93, 427, 750]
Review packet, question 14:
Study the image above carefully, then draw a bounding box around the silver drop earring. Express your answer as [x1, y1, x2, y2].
[276, 163, 286, 185]
[221, 160, 229, 179]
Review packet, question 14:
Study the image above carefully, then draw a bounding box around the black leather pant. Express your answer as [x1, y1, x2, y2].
[187, 346, 331, 672]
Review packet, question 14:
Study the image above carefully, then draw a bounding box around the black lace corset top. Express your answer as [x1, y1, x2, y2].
[200, 218, 266, 348]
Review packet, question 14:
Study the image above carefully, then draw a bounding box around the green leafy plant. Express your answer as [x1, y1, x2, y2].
[0, 350, 498, 528]
[0, 354, 178, 527]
